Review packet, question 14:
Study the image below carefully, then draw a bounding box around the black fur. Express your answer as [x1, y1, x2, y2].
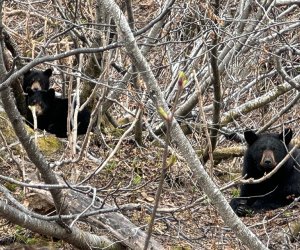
[26, 88, 90, 138]
[23, 68, 52, 92]
[230, 129, 300, 216]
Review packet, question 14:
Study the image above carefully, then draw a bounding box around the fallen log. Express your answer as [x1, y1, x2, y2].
[32, 186, 164, 250]
[197, 137, 300, 161]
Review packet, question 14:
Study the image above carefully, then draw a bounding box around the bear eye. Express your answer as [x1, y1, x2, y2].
[270, 145, 278, 151]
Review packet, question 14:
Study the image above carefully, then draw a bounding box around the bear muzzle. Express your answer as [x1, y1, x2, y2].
[260, 149, 277, 169]
[31, 81, 42, 91]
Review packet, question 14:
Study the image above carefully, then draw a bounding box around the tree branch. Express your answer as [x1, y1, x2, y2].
[102, 0, 268, 249]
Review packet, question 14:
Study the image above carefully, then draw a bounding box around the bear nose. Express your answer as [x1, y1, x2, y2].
[264, 159, 272, 165]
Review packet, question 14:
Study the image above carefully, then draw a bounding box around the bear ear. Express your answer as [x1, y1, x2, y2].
[244, 130, 258, 145]
[279, 128, 293, 145]
[43, 68, 52, 77]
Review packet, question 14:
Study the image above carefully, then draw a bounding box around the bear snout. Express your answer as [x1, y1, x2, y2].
[31, 81, 42, 91]
[260, 150, 277, 169]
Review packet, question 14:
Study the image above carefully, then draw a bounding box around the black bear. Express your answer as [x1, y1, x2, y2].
[23, 68, 52, 92]
[230, 129, 300, 216]
[26, 88, 90, 138]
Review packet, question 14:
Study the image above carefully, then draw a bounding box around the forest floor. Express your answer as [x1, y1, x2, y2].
[2, 1, 300, 249]
[1, 135, 300, 250]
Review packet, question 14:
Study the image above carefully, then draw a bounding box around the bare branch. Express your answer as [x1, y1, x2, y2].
[101, 0, 268, 248]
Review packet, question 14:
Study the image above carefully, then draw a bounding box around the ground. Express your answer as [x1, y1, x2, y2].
[2, 1, 300, 249]
[1, 134, 300, 249]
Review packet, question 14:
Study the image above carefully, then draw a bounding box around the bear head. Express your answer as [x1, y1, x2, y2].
[27, 88, 55, 116]
[23, 68, 52, 92]
[244, 129, 293, 171]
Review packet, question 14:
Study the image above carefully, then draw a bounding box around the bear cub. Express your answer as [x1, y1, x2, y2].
[26, 88, 90, 138]
[23, 68, 52, 92]
[230, 129, 300, 216]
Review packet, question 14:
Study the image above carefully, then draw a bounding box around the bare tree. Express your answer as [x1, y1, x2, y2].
[0, 0, 300, 249]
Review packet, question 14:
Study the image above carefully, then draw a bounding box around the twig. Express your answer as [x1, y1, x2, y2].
[144, 74, 184, 249]
[78, 107, 144, 185]
[194, 70, 214, 175]
[274, 46, 300, 90]
[239, 145, 298, 185]
[28, 105, 38, 144]
[258, 92, 300, 133]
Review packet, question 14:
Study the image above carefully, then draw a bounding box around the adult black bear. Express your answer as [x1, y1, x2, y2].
[230, 129, 300, 216]
[26, 88, 90, 138]
[23, 68, 52, 92]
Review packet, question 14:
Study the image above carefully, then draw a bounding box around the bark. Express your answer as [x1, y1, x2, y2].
[0, 2, 65, 215]
[31, 186, 164, 250]
[80, 0, 107, 106]
[101, 0, 174, 113]
[197, 146, 245, 160]
[220, 81, 294, 126]
[173, 0, 255, 119]
[0, 86, 67, 214]
[0, 200, 121, 250]
[2, 29, 27, 116]
[202, 31, 222, 164]
[275, 46, 300, 90]
[0, 3, 132, 249]
[0, 121, 163, 249]
[154, 0, 258, 135]
[125, 1, 144, 145]
[101, 0, 268, 249]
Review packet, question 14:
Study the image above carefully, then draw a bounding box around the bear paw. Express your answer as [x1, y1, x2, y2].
[230, 198, 252, 217]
